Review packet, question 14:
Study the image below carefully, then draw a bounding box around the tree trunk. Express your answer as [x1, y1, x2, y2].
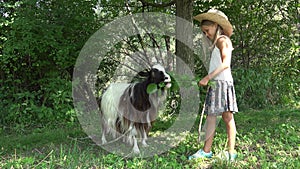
[175, 0, 194, 73]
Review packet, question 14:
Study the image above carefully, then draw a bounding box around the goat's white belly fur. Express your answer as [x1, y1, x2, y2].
[101, 83, 130, 128]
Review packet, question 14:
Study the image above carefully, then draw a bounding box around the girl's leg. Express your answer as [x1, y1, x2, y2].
[203, 115, 217, 153]
[222, 111, 236, 153]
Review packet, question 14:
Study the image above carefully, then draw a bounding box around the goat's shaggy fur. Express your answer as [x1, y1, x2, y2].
[100, 64, 171, 153]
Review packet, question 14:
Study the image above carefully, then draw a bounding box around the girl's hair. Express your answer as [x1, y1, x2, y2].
[200, 20, 215, 26]
[201, 20, 224, 49]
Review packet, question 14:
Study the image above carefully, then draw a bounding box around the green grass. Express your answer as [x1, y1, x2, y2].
[1, 108, 299, 168]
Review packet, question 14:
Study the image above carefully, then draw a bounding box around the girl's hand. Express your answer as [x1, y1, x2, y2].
[199, 76, 210, 86]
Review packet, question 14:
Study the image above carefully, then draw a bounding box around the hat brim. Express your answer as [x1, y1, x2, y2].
[194, 13, 233, 37]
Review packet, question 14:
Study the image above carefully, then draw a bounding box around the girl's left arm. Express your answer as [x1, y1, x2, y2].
[199, 37, 232, 86]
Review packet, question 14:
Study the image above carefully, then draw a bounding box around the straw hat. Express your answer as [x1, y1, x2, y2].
[194, 9, 233, 37]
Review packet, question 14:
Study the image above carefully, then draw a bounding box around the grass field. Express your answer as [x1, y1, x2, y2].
[1, 108, 299, 168]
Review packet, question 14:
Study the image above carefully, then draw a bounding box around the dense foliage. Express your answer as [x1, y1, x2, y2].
[0, 0, 299, 129]
[1, 0, 99, 129]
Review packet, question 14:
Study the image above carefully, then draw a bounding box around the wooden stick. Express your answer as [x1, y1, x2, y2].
[198, 88, 208, 143]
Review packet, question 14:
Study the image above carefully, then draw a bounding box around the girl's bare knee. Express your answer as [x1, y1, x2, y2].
[222, 111, 233, 124]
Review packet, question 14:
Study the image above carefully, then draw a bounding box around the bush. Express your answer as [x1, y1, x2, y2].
[0, 76, 75, 131]
[233, 66, 299, 110]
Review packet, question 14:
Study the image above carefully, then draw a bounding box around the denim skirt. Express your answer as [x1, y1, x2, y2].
[204, 80, 238, 116]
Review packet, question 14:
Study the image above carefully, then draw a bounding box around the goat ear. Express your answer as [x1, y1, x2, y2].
[138, 70, 150, 77]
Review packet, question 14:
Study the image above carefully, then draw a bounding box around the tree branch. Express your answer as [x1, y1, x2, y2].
[139, 0, 175, 8]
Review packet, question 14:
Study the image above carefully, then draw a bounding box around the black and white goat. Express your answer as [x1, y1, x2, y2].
[100, 64, 171, 153]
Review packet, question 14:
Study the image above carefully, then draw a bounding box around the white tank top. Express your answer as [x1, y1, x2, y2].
[208, 36, 233, 82]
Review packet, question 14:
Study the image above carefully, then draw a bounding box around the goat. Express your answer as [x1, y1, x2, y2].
[100, 64, 171, 153]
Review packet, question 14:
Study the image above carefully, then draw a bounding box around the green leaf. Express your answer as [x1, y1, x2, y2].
[208, 81, 216, 88]
[147, 83, 158, 94]
[191, 81, 198, 86]
[158, 82, 166, 88]
[171, 81, 180, 91]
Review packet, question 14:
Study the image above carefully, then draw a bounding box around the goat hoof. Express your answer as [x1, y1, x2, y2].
[132, 148, 140, 154]
[101, 139, 107, 145]
[142, 143, 149, 147]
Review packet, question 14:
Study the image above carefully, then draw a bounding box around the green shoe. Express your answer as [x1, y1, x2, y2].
[224, 151, 238, 162]
[214, 150, 238, 162]
[188, 149, 213, 160]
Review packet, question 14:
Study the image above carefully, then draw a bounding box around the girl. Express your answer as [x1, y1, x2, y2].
[189, 9, 238, 161]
